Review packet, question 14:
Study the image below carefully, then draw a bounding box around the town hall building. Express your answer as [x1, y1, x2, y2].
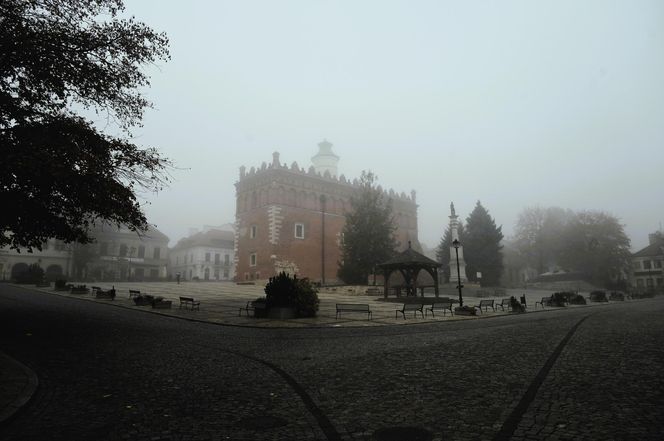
[234, 140, 420, 284]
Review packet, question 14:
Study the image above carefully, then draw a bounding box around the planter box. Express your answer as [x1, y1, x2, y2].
[152, 301, 172, 309]
[267, 306, 296, 319]
[134, 298, 152, 306]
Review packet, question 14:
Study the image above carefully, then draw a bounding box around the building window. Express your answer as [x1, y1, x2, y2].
[657, 278, 663, 286]
[255, 271, 261, 280]
[150, 268, 159, 278]
[244, 272, 249, 281]
[223, 269, 229, 279]
[215, 253, 220, 264]
[119, 244, 127, 257]
[205, 252, 210, 262]
[153, 247, 161, 259]
[633, 261, 641, 270]
[637, 279, 644, 287]
[655, 260, 662, 269]
[250, 225, 257, 239]
[294, 223, 304, 239]
[646, 278, 654, 287]
[137, 245, 145, 258]
[176, 255, 179, 265]
[214, 268, 220, 280]
[224, 254, 230, 265]
[250, 253, 257, 267]
[644, 260, 652, 270]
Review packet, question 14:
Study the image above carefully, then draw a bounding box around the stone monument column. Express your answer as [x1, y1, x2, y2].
[448, 202, 468, 284]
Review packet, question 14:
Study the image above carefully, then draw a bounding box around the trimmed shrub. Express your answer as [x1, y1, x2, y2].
[509, 296, 525, 313]
[15, 263, 45, 284]
[589, 290, 608, 302]
[569, 293, 587, 305]
[550, 292, 570, 307]
[264, 272, 319, 318]
[609, 291, 625, 301]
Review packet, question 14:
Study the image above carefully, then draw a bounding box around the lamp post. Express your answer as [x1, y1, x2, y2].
[452, 239, 464, 307]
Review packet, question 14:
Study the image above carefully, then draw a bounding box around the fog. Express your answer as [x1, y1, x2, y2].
[122, 0, 664, 250]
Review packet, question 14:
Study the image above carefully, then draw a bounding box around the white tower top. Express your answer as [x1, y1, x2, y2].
[311, 139, 339, 177]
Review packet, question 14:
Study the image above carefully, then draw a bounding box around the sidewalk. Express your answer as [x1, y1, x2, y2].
[25, 281, 603, 328]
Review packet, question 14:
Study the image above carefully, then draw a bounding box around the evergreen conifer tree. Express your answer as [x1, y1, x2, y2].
[464, 201, 504, 286]
[338, 172, 398, 284]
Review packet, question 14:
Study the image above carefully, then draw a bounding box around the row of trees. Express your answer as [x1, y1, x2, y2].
[512, 207, 631, 288]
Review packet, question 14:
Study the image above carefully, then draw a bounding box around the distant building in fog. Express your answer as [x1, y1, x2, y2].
[0, 224, 170, 282]
[86, 224, 170, 281]
[234, 140, 420, 283]
[631, 231, 664, 291]
[0, 239, 73, 281]
[169, 226, 235, 281]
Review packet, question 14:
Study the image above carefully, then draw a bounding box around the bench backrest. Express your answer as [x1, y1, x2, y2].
[479, 299, 494, 306]
[402, 303, 422, 311]
[180, 296, 195, 302]
[129, 290, 140, 294]
[337, 303, 369, 311]
[499, 298, 510, 305]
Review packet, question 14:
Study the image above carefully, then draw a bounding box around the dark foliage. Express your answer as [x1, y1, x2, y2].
[1, 0, 171, 250]
[589, 290, 608, 302]
[549, 291, 570, 307]
[568, 293, 587, 305]
[264, 272, 320, 318]
[509, 296, 525, 313]
[14, 262, 44, 283]
[463, 201, 504, 287]
[609, 291, 625, 301]
[338, 171, 398, 284]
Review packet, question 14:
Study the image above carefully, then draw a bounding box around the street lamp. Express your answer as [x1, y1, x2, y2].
[452, 239, 464, 307]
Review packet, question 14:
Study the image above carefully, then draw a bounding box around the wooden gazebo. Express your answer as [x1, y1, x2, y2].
[378, 242, 442, 298]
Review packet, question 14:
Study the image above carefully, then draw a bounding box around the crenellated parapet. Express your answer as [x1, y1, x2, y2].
[236, 151, 417, 205]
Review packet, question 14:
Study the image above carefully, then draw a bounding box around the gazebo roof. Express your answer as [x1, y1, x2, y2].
[378, 243, 442, 269]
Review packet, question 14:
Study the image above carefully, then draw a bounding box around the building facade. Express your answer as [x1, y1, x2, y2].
[169, 227, 235, 281]
[631, 232, 664, 291]
[0, 239, 73, 281]
[83, 224, 170, 281]
[235, 142, 420, 283]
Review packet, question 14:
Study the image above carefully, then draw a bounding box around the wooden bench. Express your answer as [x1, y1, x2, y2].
[91, 286, 101, 294]
[495, 298, 511, 311]
[425, 301, 454, 317]
[239, 300, 267, 317]
[396, 303, 424, 319]
[535, 297, 550, 308]
[474, 299, 495, 313]
[179, 296, 200, 311]
[129, 289, 141, 298]
[365, 287, 382, 295]
[336, 303, 372, 320]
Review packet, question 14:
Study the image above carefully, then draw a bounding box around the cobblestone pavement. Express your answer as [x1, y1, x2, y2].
[1, 284, 663, 440]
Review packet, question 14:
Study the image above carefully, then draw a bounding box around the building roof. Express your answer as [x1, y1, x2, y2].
[633, 238, 664, 258]
[172, 229, 234, 251]
[378, 242, 442, 269]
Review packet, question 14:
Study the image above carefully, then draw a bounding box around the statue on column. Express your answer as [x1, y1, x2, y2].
[448, 201, 468, 284]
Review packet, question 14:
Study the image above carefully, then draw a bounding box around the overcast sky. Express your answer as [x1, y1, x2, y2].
[120, 0, 664, 251]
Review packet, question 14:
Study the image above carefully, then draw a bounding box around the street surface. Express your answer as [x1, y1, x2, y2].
[1, 284, 663, 440]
